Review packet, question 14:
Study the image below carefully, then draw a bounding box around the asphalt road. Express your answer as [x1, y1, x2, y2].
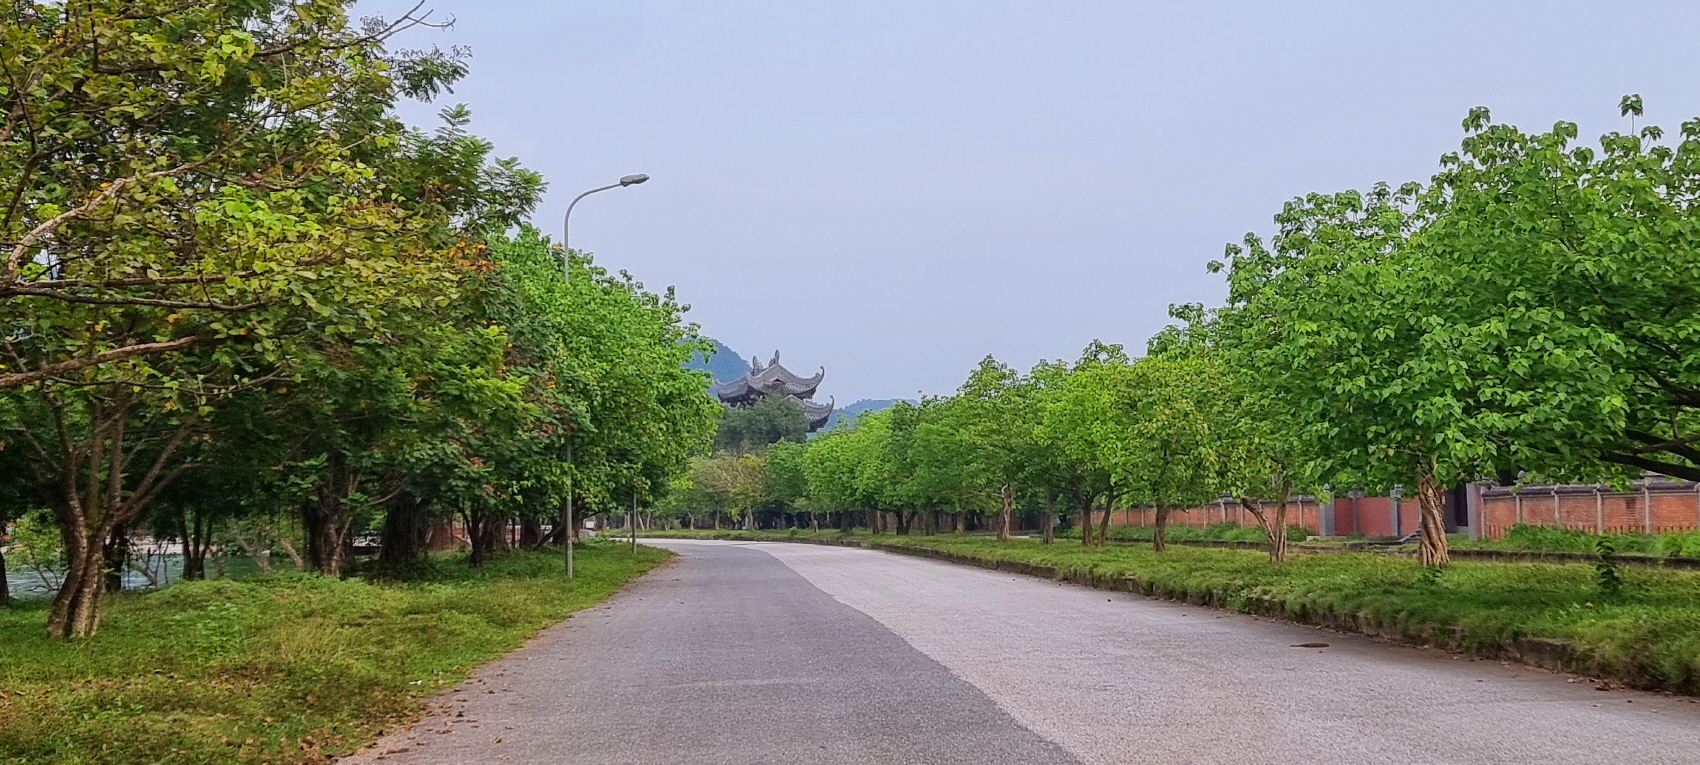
[344, 540, 1700, 765]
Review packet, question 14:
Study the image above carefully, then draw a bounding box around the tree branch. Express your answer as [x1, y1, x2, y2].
[0, 286, 261, 312]
[1625, 429, 1700, 464]
[0, 336, 216, 390]
[1599, 450, 1700, 483]
[19, 272, 254, 290]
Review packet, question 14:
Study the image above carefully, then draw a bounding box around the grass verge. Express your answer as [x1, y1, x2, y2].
[1052, 520, 1310, 544]
[1453, 523, 1700, 558]
[645, 528, 1700, 693]
[0, 540, 669, 765]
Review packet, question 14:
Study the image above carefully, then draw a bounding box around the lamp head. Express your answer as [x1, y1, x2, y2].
[620, 173, 650, 186]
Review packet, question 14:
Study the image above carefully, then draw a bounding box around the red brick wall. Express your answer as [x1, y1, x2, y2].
[1117, 497, 1328, 534]
[1105, 483, 1700, 539]
[1480, 486, 1700, 538]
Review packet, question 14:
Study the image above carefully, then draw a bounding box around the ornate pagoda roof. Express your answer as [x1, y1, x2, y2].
[799, 396, 835, 431]
[713, 350, 835, 432]
[712, 350, 824, 405]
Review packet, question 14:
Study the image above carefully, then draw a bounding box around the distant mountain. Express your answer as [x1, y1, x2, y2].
[822, 398, 908, 431]
[684, 338, 751, 384]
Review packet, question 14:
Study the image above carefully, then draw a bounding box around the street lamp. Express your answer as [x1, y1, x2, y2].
[559, 173, 649, 578]
[561, 173, 649, 279]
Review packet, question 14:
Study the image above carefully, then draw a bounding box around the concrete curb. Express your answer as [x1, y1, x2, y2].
[642, 533, 1687, 695]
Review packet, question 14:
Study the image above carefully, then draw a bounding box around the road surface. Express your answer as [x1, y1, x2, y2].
[344, 539, 1700, 765]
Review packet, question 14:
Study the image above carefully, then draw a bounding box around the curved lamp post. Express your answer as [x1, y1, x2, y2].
[561, 173, 649, 280]
[559, 173, 648, 578]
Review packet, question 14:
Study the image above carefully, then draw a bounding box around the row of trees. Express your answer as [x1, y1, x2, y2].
[0, 1, 717, 637]
[659, 97, 1699, 571]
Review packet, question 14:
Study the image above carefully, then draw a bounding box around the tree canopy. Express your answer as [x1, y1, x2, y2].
[0, 1, 716, 638]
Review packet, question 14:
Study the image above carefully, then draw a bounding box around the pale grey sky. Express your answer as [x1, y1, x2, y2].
[364, 0, 1700, 402]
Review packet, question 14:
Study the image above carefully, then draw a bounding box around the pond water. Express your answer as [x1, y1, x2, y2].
[3, 552, 269, 599]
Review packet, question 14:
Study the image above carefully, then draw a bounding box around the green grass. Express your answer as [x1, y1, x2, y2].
[1053, 520, 1310, 544]
[1454, 523, 1700, 558]
[0, 540, 670, 765]
[644, 528, 1700, 692]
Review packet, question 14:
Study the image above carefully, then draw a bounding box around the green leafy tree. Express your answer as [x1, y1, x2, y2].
[714, 394, 809, 453]
[943, 358, 1048, 541]
[1037, 343, 1131, 546]
[1414, 98, 1700, 484]
[1047, 350, 1221, 552]
[0, 1, 543, 635]
[1212, 182, 1473, 565]
[690, 452, 767, 529]
[1152, 305, 1314, 561]
[1212, 99, 1700, 567]
[764, 440, 812, 528]
[802, 425, 865, 531]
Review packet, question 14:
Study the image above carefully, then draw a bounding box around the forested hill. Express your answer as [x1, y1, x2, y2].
[684, 338, 750, 383]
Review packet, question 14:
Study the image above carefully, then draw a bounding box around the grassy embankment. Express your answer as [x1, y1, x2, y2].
[1058, 519, 1700, 558]
[646, 528, 1700, 692]
[0, 541, 669, 765]
[1452, 523, 1700, 558]
[1052, 521, 1309, 545]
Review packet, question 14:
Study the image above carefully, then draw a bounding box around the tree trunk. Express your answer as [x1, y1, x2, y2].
[303, 456, 358, 577]
[102, 532, 128, 594]
[997, 484, 1013, 541]
[895, 510, 911, 535]
[180, 508, 211, 580]
[1078, 495, 1095, 546]
[227, 523, 273, 574]
[1096, 500, 1112, 546]
[43, 393, 196, 637]
[1415, 465, 1451, 567]
[467, 509, 505, 566]
[379, 494, 432, 568]
[520, 516, 543, 548]
[1152, 506, 1171, 552]
[49, 525, 105, 639]
[179, 514, 198, 581]
[1041, 490, 1055, 545]
[276, 536, 306, 570]
[303, 496, 349, 577]
[1240, 484, 1293, 563]
[954, 509, 965, 535]
[467, 510, 485, 567]
[0, 544, 9, 606]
